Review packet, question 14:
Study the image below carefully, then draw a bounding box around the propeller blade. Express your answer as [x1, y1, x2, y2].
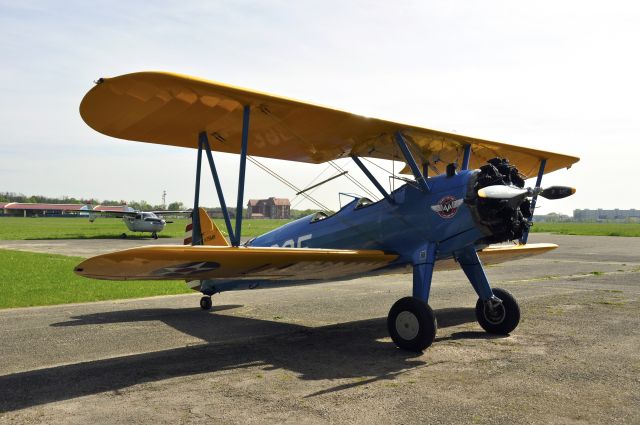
[539, 186, 576, 200]
[477, 185, 528, 199]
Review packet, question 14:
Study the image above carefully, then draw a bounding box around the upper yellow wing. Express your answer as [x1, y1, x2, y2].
[80, 71, 579, 178]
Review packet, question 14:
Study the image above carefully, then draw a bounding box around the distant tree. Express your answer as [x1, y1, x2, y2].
[167, 201, 185, 211]
[290, 209, 320, 219]
[129, 200, 152, 211]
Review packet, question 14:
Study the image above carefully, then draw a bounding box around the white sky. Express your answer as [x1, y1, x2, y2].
[1, 1, 638, 214]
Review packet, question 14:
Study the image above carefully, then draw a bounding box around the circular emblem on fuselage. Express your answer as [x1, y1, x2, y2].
[431, 195, 463, 219]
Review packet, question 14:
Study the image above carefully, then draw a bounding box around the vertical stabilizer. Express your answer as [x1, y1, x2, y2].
[184, 207, 230, 246]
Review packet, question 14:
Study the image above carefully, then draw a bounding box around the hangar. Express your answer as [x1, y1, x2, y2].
[0, 202, 90, 217]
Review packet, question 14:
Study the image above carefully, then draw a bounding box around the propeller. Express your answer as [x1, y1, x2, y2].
[539, 186, 577, 200]
[478, 185, 575, 200]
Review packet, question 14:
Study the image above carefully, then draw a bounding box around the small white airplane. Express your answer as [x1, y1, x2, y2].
[89, 206, 191, 239]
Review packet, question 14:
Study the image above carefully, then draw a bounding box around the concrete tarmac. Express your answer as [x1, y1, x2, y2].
[0, 234, 639, 424]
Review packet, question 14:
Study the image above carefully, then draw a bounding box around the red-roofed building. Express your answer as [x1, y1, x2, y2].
[246, 197, 290, 219]
[1, 203, 91, 217]
[92, 205, 135, 213]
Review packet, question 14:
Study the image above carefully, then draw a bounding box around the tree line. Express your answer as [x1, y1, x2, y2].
[0, 192, 185, 212]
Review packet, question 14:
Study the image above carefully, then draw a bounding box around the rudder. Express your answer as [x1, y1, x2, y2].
[184, 207, 230, 246]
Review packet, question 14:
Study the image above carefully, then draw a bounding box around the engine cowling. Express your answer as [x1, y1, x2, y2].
[467, 158, 532, 244]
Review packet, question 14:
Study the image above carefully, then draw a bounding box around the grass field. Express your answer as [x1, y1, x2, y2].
[0, 217, 291, 240]
[1, 217, 638, 240]
[0, 249, 192, 309]
[530, 222, 640, 237]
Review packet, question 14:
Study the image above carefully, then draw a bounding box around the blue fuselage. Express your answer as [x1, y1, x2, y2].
[248, 170, 488, 266]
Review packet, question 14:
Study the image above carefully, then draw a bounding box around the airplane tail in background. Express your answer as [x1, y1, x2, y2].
[184, 207, 230, 247]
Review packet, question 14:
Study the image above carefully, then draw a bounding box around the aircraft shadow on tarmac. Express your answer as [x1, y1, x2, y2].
[0, 305, 480, 412]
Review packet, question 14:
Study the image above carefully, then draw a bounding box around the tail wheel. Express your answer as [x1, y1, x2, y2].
[200, 296, 212, 310]
[387, 296, 437, 352]
[475, 287, 520, 334]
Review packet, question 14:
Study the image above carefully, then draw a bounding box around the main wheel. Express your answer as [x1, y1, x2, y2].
[152, 232, 158, 240]
[200, 296, 212, 310]
[119, 233, 127, 239]
[475, 288, 520, 334]
[387, 296, 437, 352]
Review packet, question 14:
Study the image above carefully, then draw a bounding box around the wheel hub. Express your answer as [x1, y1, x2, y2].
[395, 311, 420, 340]
[483, 302, 506, 325]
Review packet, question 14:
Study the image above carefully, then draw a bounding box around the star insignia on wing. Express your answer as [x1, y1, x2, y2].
[152, 261, 220, 277]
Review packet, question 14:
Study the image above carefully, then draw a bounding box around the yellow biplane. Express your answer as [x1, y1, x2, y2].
[75, 72, 578, 351]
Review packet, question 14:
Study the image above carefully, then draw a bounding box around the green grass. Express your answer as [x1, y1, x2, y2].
[0, 217, 291, 240]
[529, 222, 640, 237]
[0, 249, 192, 309]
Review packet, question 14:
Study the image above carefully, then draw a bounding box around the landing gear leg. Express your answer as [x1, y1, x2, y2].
[456, 245, 520, 335]
[388, 242, 438, 351]
[152, 232, 158, 240]
[200, 295, 212, 310]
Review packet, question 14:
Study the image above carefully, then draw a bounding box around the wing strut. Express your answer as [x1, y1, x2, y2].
[234, 105, 251, 246]
[461, 144, 472, 170]
[394, 132, 431, 193]
[200, 132, 236, 244]
[350, 155, 394, 204]
[192, 106, 251, 247]
[192, 136, 204, 245]
[519, 159, 546, 244]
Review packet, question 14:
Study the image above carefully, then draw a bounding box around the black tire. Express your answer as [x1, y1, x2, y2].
[152, 232, 158, 240]
[200, 296, 212, 310]
[475, 288, 520, 334]
[120, 233, 127, 239]
[387, 296, 437, 352]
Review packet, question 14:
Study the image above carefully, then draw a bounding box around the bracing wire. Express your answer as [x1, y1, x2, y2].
[328, 160, 379, 201]
[247, 156, 332, 212]
[259, 106, 381, 203]
[361, 157, 394, 176]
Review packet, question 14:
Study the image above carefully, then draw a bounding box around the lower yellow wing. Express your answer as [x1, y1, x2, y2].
[479, 242, 557, 265]
[434, 242, 558, 272]
[74, 246, 399, 281]
[73, 243, 556, 282]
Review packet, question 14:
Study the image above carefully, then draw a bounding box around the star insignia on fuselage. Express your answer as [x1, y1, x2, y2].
[152, 261, 220, 277]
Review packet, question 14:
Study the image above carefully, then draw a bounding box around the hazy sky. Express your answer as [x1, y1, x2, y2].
[1, 1, 638, 214]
